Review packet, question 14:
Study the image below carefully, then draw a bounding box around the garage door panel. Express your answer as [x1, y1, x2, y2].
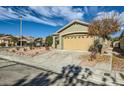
[63, 36, 93, 51]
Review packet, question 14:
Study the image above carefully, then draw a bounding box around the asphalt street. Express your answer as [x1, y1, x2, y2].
[0, 58, 99, 86]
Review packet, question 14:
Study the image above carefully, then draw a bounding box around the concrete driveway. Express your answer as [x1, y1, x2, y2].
[33, 50, 86, 72]
[0, 50, 85, 73]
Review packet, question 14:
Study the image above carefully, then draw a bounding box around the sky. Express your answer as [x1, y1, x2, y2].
[0, 6, 124, 38]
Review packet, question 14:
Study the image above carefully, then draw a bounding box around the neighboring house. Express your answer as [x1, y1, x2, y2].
[52, 20, 96, 51]
[18, 36, 32, 46]
[26, 36, 35, 42]
[120, 31, 124, 51]
[0, 35, 16, 47]
[16, 36, 35, 46]
[42, 38, 46, 44]
[34, 38, 43, 46]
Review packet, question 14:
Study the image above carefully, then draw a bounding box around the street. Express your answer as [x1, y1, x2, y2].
[0, 58, 99, 86]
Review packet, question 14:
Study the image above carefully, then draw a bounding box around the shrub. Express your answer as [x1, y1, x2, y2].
[88, 39, 100, 52]
[12, 49, 16, 52]
[45, 46, 50, 50]
[8, 43, 12, 47]
[0, 43, 5, 47]
[88, 45, 95, 52]
[23, 48, 27, 51]
[16, 47, 20, 51]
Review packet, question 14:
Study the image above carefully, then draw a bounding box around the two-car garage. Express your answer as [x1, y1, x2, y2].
[62, 34, 94, 51]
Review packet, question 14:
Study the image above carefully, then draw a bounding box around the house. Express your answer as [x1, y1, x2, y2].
[17, 36, 35, 46]
[52, 20, 96, 51]
[18, 37, 29, 46]
[34, 38, 43, 47]
[0, 35, 16, 47]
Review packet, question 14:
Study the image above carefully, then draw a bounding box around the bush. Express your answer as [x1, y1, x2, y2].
[45, 36, 53, 46]
[16, 47, 20, 50]
[45, 46, 50, 50]
[8, 43, 12, 47]
[23, 48, 27, 51]
[0, 43, 5, 47]
[88, 45, 94, 52]
[12, 49, 16, 52]
[88, 39, 100, 52]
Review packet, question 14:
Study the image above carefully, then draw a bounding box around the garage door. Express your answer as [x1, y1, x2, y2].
[63, 35, 94, 51]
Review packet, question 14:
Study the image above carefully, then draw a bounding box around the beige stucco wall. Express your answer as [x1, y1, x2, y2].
[59, 23, 88, 35]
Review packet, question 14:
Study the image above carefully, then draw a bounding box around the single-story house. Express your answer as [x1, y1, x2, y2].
[0, 35, 16, 47]
[17, 36, 33, 46]
[52, 20, 96, 51]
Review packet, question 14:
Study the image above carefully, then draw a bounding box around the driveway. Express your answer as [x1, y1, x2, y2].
[33, 50, 86, 72]
[0, 50, 86, 73]
[0, 50, 112, 73]
[0, 58, 99, 86]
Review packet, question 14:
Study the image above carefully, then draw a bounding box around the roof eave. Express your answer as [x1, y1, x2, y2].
[55, 20, 89, 34]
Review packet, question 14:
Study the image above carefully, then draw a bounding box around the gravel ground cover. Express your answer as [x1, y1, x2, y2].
[6, 47, 50, 57]
[112, 55, 124, 71]
[79, 54, 111, 67]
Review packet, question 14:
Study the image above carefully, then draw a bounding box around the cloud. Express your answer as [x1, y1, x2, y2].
[0, 6, 84, 26]
[95, 11, 119, 19]
[29, 6, 84, 21]
[83, 6, 99, 15]
[94, 11, 124, 26]
[0, 7, 18, 20]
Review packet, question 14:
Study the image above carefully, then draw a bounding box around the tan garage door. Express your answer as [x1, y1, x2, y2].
[63, 35, 94, 51]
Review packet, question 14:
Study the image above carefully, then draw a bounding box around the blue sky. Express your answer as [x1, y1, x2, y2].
[0, 6, 124, 37]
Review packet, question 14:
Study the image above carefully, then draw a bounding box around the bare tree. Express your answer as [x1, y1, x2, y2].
[88, 12, 121, 40]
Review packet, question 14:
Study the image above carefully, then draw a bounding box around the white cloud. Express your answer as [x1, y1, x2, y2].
[0, 6, 84, 26]
[95, 11, 119, 20]
[24, 14, 59, 26]
[29, 6, 84, 21]
[0, 7, 18, 20]
[83, 6, 99, 15]
[94, 11, 124, 26]
[84, 6, 88, 14]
